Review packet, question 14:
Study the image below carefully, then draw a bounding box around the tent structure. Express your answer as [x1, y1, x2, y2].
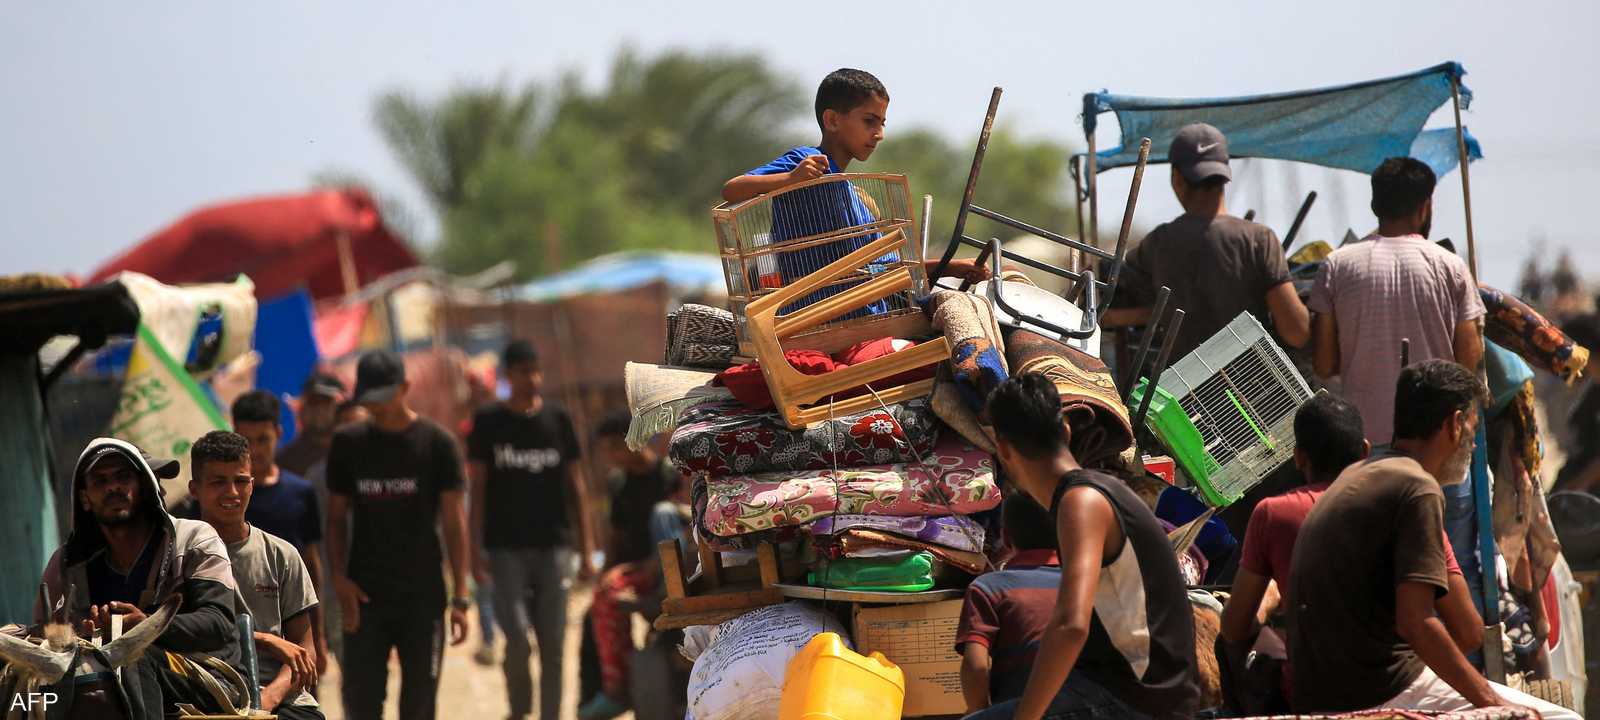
[1077, 61, 1484, 273]
[88, 188, 419, 301]
[510, 251, 724, 303]
[1081, 61, 1515, 681]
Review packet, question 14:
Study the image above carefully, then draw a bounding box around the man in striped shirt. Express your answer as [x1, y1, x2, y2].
[1310, 157, 1484, 446]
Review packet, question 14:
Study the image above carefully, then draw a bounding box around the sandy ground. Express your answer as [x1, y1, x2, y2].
[318, 587, 614, 720]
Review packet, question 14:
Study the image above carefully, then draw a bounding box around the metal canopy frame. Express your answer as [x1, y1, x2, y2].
[930, 87, 1151, 340]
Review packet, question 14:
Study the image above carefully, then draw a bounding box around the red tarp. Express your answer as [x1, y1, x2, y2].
[88, 188, 419, 301]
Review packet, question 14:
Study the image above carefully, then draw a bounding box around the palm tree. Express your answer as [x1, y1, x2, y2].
[372, 82, 543, 213]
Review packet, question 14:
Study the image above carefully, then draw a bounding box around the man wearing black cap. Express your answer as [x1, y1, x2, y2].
[33, 437, 247, 719]
[277, 372, 348, 478]
[1108, 122, 1310, 360]
[325, 350, 472, 720]
[467, 339, 597, 720]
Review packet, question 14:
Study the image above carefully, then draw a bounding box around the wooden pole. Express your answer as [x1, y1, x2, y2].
[1452, 73, 1502, 681]
[1450, 77, 1478, 281]
[336, 231, 360, 298]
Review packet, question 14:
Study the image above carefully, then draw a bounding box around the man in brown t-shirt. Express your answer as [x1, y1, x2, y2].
[1108, 123, 1310, 360]
[1286, 361, 1575, 718]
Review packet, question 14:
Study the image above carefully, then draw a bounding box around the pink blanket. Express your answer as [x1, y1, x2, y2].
[697, 437, 999, 537]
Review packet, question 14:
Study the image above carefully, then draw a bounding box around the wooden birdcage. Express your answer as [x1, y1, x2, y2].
[712, 173, 925, 358]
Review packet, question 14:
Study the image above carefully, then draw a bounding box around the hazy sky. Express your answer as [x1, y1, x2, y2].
[4, 1, 1596, 292]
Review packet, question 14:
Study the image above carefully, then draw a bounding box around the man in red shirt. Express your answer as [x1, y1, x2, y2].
[1219, 392, 1480, 711]
[957, 493, 1062, 712]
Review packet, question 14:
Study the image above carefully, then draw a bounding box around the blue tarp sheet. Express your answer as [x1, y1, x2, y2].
[253, 290, 320, 445]
[1083, 62, 1483, 177]
[511, 251, 724, 302]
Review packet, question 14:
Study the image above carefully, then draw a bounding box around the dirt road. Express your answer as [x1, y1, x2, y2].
[318, 590, 603, 720]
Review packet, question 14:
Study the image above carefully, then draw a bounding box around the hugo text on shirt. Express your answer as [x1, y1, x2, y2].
[493, 444, 562, 474]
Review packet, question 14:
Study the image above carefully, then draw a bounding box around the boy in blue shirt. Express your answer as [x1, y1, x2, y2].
[722, 68, 983, 312]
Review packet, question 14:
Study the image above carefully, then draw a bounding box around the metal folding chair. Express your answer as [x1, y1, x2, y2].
[929, 87, 1152, 341]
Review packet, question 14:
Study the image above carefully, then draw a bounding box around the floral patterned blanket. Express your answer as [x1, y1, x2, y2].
[669, 398, 940, 476]
[695, 436, 1000, 538]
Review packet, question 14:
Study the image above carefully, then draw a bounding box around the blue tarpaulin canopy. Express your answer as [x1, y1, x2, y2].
[511, 251, 724, 302]
[1082, 62, 1483, 177]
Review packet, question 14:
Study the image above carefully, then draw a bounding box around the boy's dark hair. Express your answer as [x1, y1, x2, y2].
[1370, 157, 1437, 220]
[1002, 492, 1057, 552]
[503, 340, 539, 369]
[815, 68, 888, 129]
[191, 430, 250, 478]
[594, 411, 633, 441]
[987, 373, 1065, 458]
[1391, 360, 1488, 441]
[231, 389, 280, 426]
[1294, 392, 1366, 481]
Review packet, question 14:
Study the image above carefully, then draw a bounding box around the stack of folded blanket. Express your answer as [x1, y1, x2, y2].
[674, 391, 1002, 588]
[629, 286, 1147, 595]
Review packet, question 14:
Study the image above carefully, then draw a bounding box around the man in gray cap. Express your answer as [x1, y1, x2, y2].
[1107, 122, 1310, 360]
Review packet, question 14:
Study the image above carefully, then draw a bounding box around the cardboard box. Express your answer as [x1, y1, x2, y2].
[852, 599, 965, 717]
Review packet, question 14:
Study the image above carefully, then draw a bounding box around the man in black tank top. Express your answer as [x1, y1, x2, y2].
[966, 373, 1199, 720]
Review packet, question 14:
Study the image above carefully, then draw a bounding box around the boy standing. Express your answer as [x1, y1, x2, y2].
[957, 493, 1062, 712]
[974, 373, 1198, 720]
[230, 389, 329, 673]
[189, 430, 324, 719]
[326, 350, 472, 720]
[721, 68, 984, 295]
[468, 340, 596, 720]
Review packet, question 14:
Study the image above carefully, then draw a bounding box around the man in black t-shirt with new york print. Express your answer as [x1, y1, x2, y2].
[468, 340, 597, 720]
[326, 350, 473, 720]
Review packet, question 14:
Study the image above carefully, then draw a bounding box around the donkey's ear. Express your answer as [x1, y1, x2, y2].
[103, 596, 180, 671]
[0, 630, 73, 684]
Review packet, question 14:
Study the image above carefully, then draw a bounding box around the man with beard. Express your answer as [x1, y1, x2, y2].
[1309, 157, 1485, 446]
[34, 438, 245, 719]
[1285, 361, 1574, 718]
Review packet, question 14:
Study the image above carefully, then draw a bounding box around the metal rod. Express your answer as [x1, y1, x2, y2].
[933, 87, 1003, 282]
[964, 236, 1106, 288]
[1072, 156, 1086, 272]
[1450, 76, 1478, 281]
[1400, 337, 1410, 368]
[1101, 138, 1151, 313]
[968, 204, 1113, 260]
[1132, 308, 1186, 439]
[1122, 286, 1170, 403]
[1282, 190, 1319, 252]
[1087, 123, 1099, 249]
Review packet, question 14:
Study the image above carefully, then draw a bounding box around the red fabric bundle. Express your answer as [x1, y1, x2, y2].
[713, 337, 935, 410]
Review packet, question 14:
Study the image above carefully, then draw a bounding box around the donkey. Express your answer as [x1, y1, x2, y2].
[0, 598, 178, 720]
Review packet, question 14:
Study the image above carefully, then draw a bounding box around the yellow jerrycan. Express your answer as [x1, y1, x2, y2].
[780, 631, 906, 720]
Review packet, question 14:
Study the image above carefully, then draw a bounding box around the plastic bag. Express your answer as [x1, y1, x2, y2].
[683, 602, 848, 720]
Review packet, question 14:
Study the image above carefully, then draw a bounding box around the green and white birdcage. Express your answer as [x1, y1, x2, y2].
[1133, 312, 1313, 507]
